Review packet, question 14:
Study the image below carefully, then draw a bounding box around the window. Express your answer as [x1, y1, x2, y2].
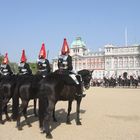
[129, 57, 134, 68]
[123, 57, 128, 68]
[135, 57, 140, 67]
[114, 57, 118, 68]
[118, 57, 123, 68]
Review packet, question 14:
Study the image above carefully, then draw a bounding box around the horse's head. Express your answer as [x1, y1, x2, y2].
[78, 69, 93, 90]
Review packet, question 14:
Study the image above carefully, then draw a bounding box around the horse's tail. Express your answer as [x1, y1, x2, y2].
[12, 84, 19, 120]
[0, 90, 2, 120]
[38, 84, 49, 129]
[38, 96, 48, 129]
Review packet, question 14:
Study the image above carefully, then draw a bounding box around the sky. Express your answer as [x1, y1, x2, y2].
[0, 0, 140, 63]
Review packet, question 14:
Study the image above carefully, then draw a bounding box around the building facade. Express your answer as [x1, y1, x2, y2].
[52, 37, 105, 79]
[104, 44, 140, 77]
[52, 37, 140, 79]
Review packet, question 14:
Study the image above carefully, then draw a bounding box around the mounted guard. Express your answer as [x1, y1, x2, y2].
[0, 53, 13, 76]
[18, 49, 32, 75]
[57, 38, 85, 97]
[37, 43, 51, 77]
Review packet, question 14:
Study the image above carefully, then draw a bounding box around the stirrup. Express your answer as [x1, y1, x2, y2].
[75, 93, 86, 98]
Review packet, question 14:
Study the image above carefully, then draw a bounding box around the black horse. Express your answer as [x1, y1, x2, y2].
[38, 69, 93, 138]
[0, 75, 17, 124]
[103, 77, 109, 87]
[12, 74, 42, 130]
[130, 75, 138, 88]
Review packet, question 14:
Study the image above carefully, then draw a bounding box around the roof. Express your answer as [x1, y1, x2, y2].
[71, 37, 86, 48]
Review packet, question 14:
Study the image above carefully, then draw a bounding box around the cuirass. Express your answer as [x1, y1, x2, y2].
[1, 64, 6, 69]
[3, 69, 8, 72]
[59, 59, 68, 69]
[21, 68, 27, 72]
[20, 63, 25, 67]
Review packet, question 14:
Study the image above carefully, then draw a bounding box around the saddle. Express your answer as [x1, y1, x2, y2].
[61, 74, 77, 85]
[54, 70, 79, 85]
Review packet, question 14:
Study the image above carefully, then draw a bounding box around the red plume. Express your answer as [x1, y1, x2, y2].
[2, 53, 9, 64]
[61, 38, 70, 55]
[39, 43, 46, 59]
[20, 50, 27, 62]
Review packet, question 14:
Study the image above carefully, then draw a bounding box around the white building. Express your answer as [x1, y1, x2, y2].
[52, 37, 140, 79]
[104, 44, 140, 77]
[52, 37, 105, 79]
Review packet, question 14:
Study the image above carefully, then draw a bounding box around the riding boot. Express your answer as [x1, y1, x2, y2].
[75, 83, 86, 98]
[77, 94, 86, 98]
[75, 92, 86, 98]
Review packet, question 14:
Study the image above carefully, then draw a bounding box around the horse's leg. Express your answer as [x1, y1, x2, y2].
[44, 99, 54, 139]
[4, 104, 11, 121]
[16, 104, 23, 130]
[76, 98, 82, 125]
[44, 114, 52, 139]
[66, 100, 72, 124]
[22, 100, 32, 127]
[33, 99, 38, 117]
[52, 102, 57, 122]
[1, 98, 11, 123]
[17, 100, 30, 130]
[0, 97, 4, 124]
[3, 98, 11, 121]
[38, 97, 45, 131]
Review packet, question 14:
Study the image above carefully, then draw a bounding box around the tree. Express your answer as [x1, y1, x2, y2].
[10, 63, 18, 74]
[0, 55, 4, 63]
[0, 54, 44, 75]
[29, 62, 37, 74]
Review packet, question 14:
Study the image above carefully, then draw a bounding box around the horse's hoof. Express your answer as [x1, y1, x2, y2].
[66, 121, 71, 125]
[40, 130, 45, 134]
[76, 121, 82, 125]
[18, 126, 23, 131]
[53, 118, 57, 122]
[7, 119, 11, 122]
[28, 124, 32, 127]
[6, 117, 11, 121]
[40, 127, 45, 133]
[11, 115, 18, 121]
[34, 113, 38, 117]
[12, 118, 17, 121]
[0, 120, 4, 124]
[46, 133, 53, 139]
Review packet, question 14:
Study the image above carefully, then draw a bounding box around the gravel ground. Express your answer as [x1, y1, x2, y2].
[0, 87, 140, 140]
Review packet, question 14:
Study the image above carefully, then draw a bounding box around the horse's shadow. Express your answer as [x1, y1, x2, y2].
[50, 108, 86, 132]
[16, 105, 39, 128]
[11, 105, 86, 131]
[1, 104, 38, 124]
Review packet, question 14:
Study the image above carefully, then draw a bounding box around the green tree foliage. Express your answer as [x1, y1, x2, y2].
[10, 62, 37, 75]
[29, 62, 37, 74]
[0, 54, 49, 75]
[11, 62, 38, 75]
[10, 63, 18, 74]
[0, 55, 4, 63]
[0, 55, 37, 74]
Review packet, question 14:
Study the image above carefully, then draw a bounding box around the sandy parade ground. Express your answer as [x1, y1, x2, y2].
[0, 87, 140, 140]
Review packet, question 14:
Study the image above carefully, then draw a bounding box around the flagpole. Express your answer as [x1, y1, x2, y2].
[125, 27, 128, 47]
[47, 50, 49, 59]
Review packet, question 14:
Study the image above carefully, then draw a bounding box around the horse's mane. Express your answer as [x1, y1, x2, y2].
[78, 69, 91, 76]
[43, 73, 75, 85]
[16, 75, 43, 88]
[0, 75, 17, 84]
